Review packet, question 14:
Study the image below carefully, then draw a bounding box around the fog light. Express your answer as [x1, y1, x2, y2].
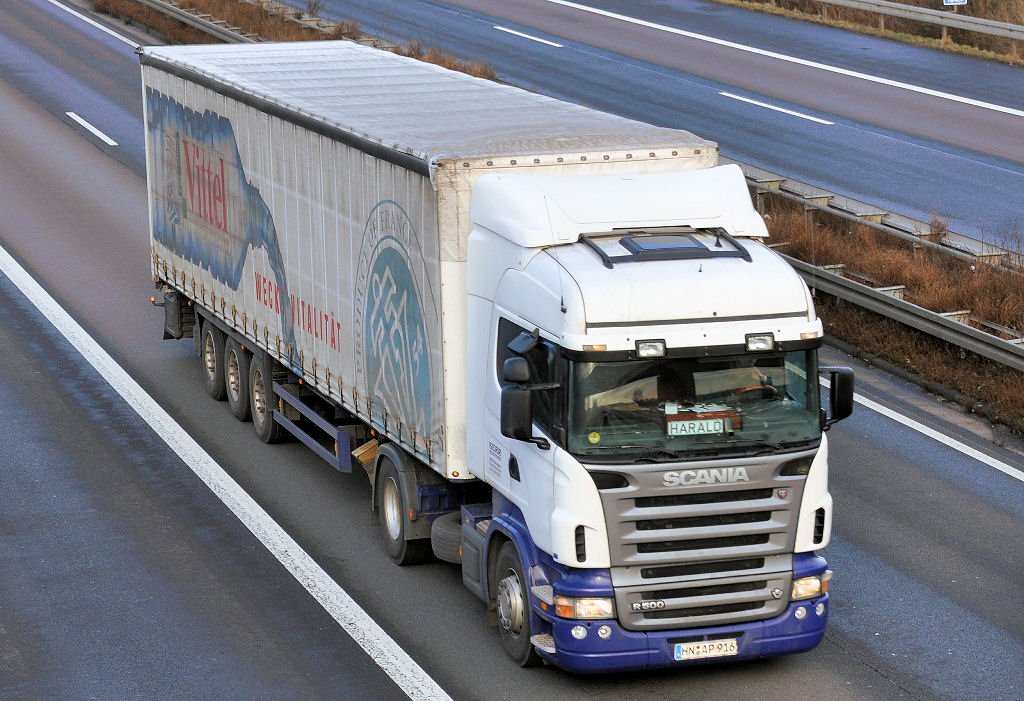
[597, 625, 612, 640]
[794, 606, 807, 620]
[815, 603, 826, 617]
[571, 625, 588, 640]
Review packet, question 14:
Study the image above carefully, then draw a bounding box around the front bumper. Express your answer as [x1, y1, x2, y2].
[540, 594, 829, 673]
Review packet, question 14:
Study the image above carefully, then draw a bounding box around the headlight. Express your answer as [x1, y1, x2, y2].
[791, 570, 832, 600]
[553, 595, 615, 620]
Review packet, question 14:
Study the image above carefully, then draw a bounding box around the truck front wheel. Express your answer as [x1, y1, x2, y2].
[494, 542, 542, 667]
[200, 321, 226, 401]
[377, 457, 430, 565]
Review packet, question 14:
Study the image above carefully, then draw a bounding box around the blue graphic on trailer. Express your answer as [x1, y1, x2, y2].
[146, 87, 295, 349]
[354, 201, 438, 448]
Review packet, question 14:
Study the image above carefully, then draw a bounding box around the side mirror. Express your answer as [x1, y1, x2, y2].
[501, 385, 533, 442]
[822, 366, 854, 429]
[499, 357, 550, 450]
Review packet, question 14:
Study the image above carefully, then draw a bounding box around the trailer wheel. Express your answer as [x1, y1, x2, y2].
[494, 542, 542, 667]
[224, 338, 251, 421]
[200, 321, 226, 401]
[378, 457, 431, 565]
[249, 353, 286, 443]
[430, 510, 462, 564]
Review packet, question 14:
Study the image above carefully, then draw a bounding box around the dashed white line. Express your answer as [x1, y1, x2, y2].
[720, 92, 834, 125]
[0, 244, 451, 700]
[540, 0, 1024, 119]
[494, 25, 563, 47]
[66, 112, 118, 146]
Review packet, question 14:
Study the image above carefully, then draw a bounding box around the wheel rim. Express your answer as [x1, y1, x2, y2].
[252, 367, 267, 427]
[226, 349, 241, 401]
[497, 567, 526, 637]
[382, 476, 403, 542]
[203, 332, 216, 380]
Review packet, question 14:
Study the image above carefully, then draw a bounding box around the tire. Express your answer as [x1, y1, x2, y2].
[378, 457, 431, 565]
[200, 321, 226, 401]
[249, 352, 286, 443]
[430, 510, 462, 564]
[224, 338, 251, 421]
[494, 542, 542, 667]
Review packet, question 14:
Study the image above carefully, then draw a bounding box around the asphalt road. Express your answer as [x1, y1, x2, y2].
[2, 1, 1024, 699]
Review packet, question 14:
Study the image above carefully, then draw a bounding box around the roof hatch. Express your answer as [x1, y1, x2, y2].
[580, 227, 752, 269]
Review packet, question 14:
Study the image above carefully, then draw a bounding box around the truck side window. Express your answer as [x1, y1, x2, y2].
[496, 318, 556, 436]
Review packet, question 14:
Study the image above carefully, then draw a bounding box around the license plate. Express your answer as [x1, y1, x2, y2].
[667, 418, 727, 436]
[674, 638, 739, 661]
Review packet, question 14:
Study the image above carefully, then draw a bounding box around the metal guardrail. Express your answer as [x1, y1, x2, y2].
[131, 0, 1024, 373]
[813, 0, 1024, 47]
[135, 0, 260, 43]
[786, 258, 1024, 372]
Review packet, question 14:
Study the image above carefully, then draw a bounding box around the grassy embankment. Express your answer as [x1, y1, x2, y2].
[93, 0, 1024, 433]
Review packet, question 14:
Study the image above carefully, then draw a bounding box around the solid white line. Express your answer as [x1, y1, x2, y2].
[853, 391, 1024, 482]
[66, 112, 119, 146]
[820, 378, 1024, 483]
[0, 244, 452, 701]
[43, 0, 140, 48]
[494, 25, 564, 47]
[720, 92, 834, 125]
[540, 0, 1024, 119]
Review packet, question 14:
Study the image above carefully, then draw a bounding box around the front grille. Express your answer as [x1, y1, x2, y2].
[637, 534, 770, 554]
[594, 451, 814, 632]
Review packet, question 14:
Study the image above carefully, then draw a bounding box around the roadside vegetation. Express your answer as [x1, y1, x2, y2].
[93, 0, 1024, 433]
[91, 0, 496, 78]
[763, 200, 1024, 433]
[716, 0, 1024, 65]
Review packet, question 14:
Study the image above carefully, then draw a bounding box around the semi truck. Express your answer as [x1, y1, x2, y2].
[141, 40, 853, 673]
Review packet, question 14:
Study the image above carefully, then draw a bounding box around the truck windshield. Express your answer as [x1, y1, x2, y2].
[567, 350, 821, 460]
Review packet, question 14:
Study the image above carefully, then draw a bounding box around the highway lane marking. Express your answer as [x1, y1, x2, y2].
[719, 92, 834, 125]
[495, 25, 564, 47]
[853, 391, 1024, 482]
[43, 0, 140, 48]
[820, 378, 1024, 483]
[65, 112, 118, 146]
[540, 0, 1024, 120]
[0, 244, 453, 701]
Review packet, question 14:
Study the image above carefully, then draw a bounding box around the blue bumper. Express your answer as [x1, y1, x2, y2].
[541, 595, 829, 673]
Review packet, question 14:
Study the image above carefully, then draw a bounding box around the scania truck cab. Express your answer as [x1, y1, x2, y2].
[463, 165, 853, 671]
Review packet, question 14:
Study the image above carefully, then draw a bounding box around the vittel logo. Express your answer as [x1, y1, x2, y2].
[662, 467, 750, 487]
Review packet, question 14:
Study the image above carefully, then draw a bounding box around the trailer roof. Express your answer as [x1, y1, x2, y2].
[140, 41, 715, 168]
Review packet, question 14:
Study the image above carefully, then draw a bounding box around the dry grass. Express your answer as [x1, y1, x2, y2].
[92, 0, 494, 77]
[764, 198, 1024, 432]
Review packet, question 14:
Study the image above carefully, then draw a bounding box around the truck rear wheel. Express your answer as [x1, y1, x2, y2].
[494, 542, 542, 667]
[378, 457, 431, 565]
[249, 353, 286, 443]
[200, 321, 226, 401]
[225, 338, 251, 421]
